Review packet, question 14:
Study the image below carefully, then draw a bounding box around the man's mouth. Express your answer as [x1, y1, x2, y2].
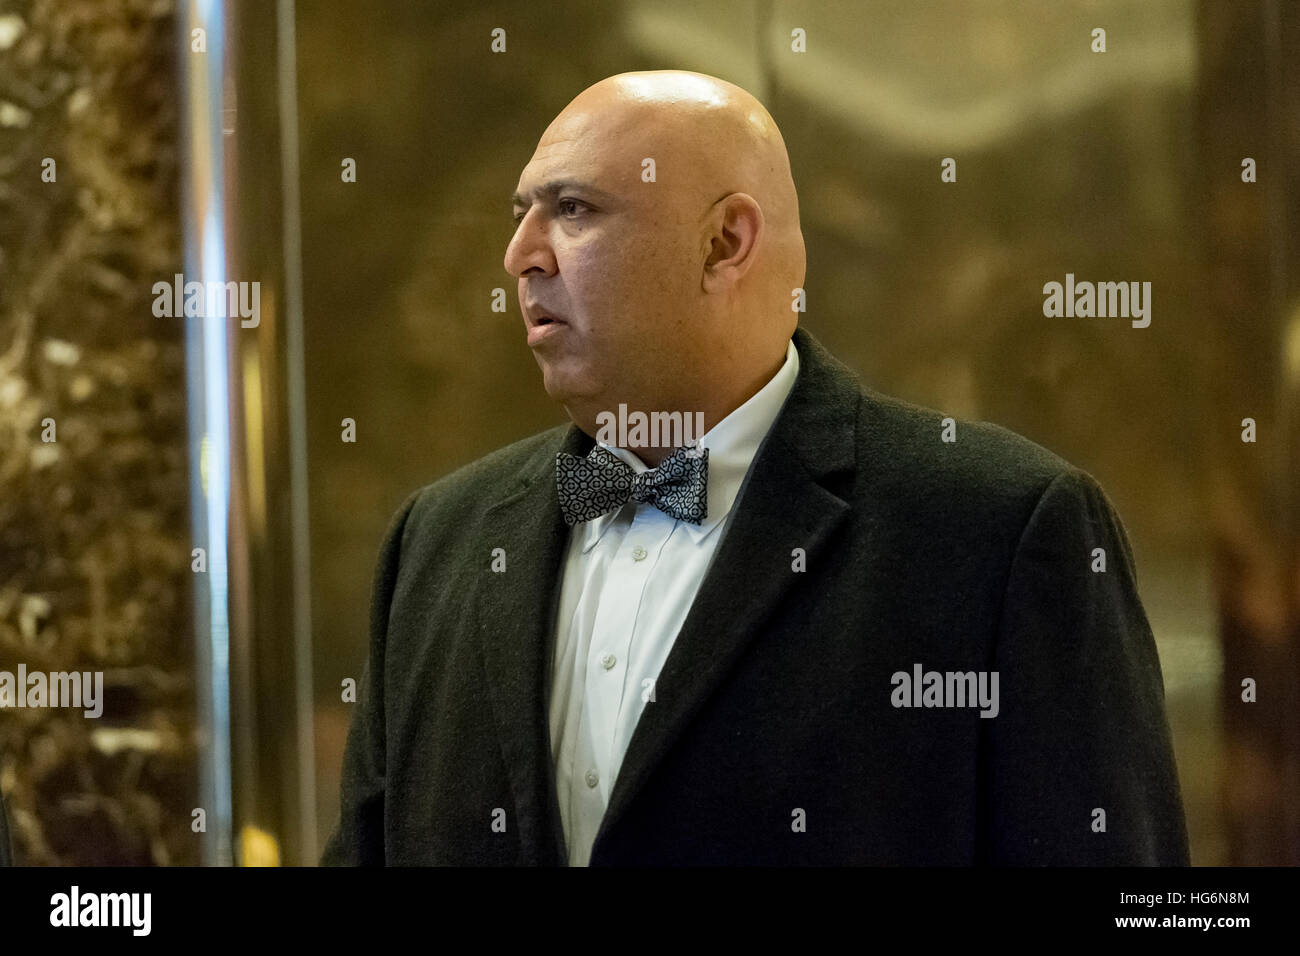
[527, 312, 568, 347]
[524, 302, 566, 329]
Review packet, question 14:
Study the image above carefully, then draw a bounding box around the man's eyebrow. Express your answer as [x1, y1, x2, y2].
[510, 180, 616, 208]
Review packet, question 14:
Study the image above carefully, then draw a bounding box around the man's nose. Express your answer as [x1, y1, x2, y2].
[503, 210, 557, 278]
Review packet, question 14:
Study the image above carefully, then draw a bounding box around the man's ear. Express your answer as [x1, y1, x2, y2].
[701, 193, 763, 292]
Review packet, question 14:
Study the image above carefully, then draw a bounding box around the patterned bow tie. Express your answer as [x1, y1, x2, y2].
[555, 443, 709, 526]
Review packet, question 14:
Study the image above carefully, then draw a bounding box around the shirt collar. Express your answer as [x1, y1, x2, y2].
[577, 337, 801, 551]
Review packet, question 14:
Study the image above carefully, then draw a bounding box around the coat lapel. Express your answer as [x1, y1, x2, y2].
[592, 327, 860, 854]
[475, 423, 591, 865]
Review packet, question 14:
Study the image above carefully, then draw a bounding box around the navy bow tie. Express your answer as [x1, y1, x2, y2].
[555, 443, 709, 526]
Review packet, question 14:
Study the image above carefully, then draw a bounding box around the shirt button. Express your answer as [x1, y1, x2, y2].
[632, 546, 647, 561]
[601, 653, 616, 670]
[585, 769, 599, 788]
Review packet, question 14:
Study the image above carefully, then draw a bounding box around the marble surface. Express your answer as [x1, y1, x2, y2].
[0, 0, 197, 866]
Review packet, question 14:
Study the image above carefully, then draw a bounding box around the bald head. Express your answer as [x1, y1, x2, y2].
[560, 72, 805, 289]
[505, 71, 805, 462]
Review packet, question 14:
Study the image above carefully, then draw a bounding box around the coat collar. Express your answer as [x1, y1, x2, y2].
[472, 326, 860, 864]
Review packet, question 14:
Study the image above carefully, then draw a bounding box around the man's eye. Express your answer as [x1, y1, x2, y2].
[512, 200, 583, 226]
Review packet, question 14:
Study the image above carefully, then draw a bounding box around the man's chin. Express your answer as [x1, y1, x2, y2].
[537, 365, 586, 405]
[537, 367, 605, 422]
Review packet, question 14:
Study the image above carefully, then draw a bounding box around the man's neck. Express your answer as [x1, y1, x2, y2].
[587, 343, 789, 468]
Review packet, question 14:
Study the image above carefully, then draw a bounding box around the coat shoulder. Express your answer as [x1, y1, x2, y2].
[399, 424, 568, 535]
[856, 385, 1083, 511]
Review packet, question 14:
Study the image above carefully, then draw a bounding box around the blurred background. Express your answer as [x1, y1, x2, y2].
[0, 0, 1296, 865]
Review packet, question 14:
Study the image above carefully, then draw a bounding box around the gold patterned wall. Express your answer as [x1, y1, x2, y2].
[0, 0, 197, 865]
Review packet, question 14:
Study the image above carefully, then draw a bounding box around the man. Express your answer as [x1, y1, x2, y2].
[323, 71, 1189, 866]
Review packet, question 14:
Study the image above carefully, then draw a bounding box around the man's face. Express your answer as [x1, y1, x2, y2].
[504, 106, 705, 415]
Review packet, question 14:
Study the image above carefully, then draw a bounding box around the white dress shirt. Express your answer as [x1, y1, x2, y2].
[547, 337, 801, 865]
